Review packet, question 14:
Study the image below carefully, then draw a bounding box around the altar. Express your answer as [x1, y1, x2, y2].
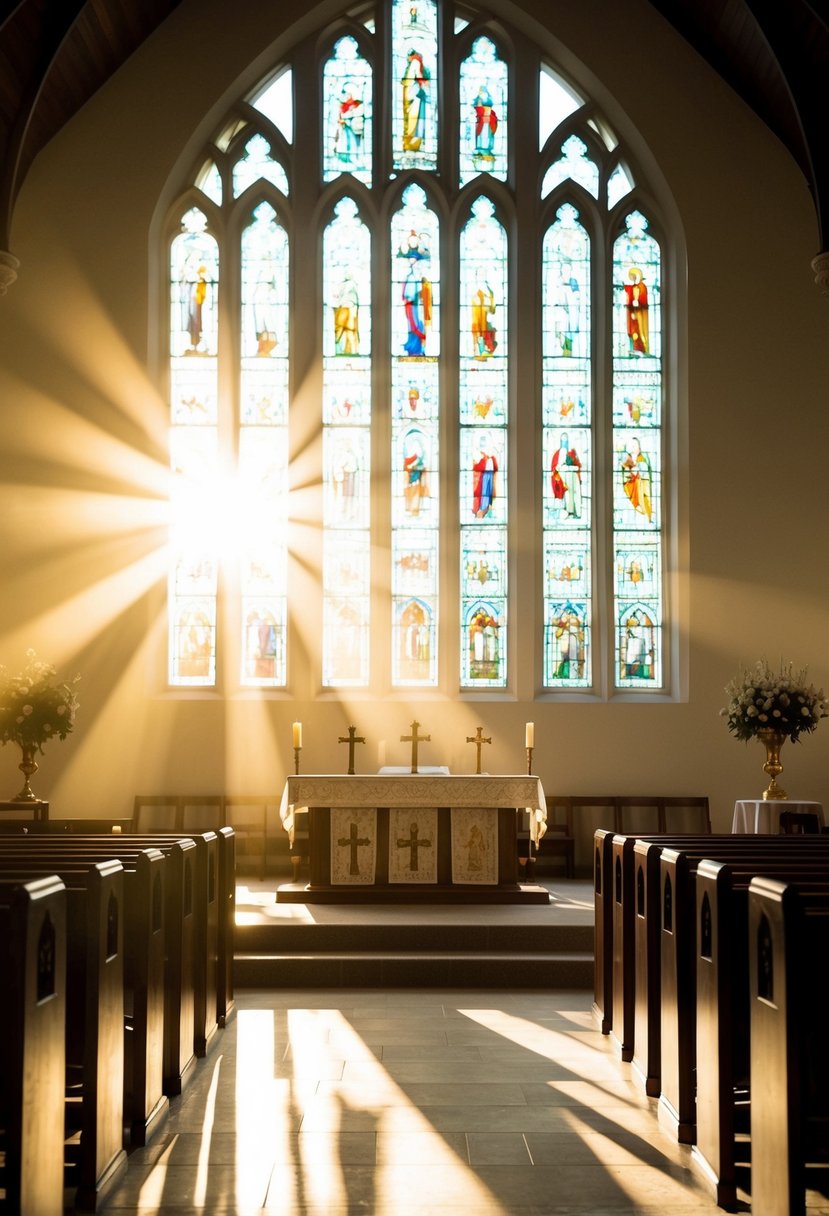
[278, 773, 549, 904]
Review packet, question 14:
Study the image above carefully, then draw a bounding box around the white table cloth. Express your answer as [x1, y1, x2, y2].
[731, 798, 824, 834]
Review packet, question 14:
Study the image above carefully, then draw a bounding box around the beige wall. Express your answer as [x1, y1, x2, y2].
[0, 0, 827, 837]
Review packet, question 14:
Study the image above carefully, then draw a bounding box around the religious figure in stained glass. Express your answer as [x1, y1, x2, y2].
[182, 258, 209, 353]
[621, 436, 652, 521]
[471, 276, 497, 358]
[253, 257, 280, 355]
[551, 606, 585, 678]
[332, 438, 360, 521]
[336, 85, 365, 165]
[403, 431, 428, 514]
[246, 609, 279, 678]
[176, 607, 213, 680]
[399, 600, 431, 672]
[472, 433, 498, 517]
[552, 261, 581, 356]
[398, 231, 432, 355]
[550, 432, 582, 518]
[624, 266, 649, 354]
[468, 605, 500, 674]
[402, 47, 430, 152]
[621, 608, 655, 680]
[333, 273, 360, 354]
[472, 83, 498, 164]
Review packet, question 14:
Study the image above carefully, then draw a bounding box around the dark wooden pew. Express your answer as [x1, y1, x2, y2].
[0, 875, 67, 1216]
[592, 829, 615, 1033]
[693, 863, 829, 1209]
[0, 833, 201, 1098]
[658, 839, 829, 1145]
[0, 839, 169, 1148]
[0, 855, 127, 1211]
[748, 879, 829, 1216]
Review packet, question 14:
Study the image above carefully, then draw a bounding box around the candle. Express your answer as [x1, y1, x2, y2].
[525, 722, 535, 749]
[292, 721, 302, 749]
[112, 824, 122, 834]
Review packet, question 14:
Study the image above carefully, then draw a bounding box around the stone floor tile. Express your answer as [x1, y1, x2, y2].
[466, 1132, 533, 1165]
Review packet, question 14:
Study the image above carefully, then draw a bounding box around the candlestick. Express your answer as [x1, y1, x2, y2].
[525, 721, 535, 749]
[526, 746, 534, 776]
[294, 746, 301, 775]
[292, 721, 302, 749]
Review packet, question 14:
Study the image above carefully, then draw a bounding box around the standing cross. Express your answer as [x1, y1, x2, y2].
[338, 724, 366, 774]
[401, 719, 430, 774]
[337, 821, 371, 876]
[397, 821, 432, 871]
[465, 726, 492, 774]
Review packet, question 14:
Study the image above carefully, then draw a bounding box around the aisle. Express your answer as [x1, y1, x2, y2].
[102, 987, 723, 1215]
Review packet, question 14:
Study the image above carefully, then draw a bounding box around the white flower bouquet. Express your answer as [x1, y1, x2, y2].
[0, 649, 80, 753]
[721, 659, 826, 743]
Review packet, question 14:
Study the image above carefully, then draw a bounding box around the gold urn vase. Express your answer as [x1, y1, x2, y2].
[14, 743, 39, 802]
[757, 728, 788, 801]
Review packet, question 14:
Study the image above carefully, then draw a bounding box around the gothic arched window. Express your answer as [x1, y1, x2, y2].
[164, 0, 674, 698]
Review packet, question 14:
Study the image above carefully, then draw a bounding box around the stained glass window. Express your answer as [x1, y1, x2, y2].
[164, 4, 676, 700]
[459, 36, 508, 185]
[392, 0, 438, 172]
[169, 208, 219, 686]
[459, 197, 508, 689]
[612, 211, 663, 688]
[239, 202, 290, 686]
[322, 198, 372, 687]
[323, 37, 373, 186]
[542, 203, 592, 686]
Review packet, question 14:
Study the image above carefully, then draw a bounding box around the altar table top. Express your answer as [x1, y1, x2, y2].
[280, 773, 548, 845]
[731, 798, 824, 834]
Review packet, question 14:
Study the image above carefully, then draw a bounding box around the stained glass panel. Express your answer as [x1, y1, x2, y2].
[323, 198, 372, 686]
[169, 208, 219, 686]
[612, 212, 662, 687]
[459, 197, 508, 688]
[323, 37, 373, 185]
[459, 37, 508, 186]
[233, 135, 289, 198]
[542, 204, 592, 686]
[541, 136, 599, 200]
[391, 183, 440, 685]
[392, 0, 438, 172]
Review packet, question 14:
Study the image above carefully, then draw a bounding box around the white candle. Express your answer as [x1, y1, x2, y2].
[112, 825, 122, 834]
[525, 722, 535, 749]
[292, 721, 302, 749]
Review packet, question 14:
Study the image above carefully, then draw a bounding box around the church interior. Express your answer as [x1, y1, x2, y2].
[0, 0, 828, 1211]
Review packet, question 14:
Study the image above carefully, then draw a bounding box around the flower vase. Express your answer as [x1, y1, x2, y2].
[14, 743, 39, 802]
[757, 728, 787, 801]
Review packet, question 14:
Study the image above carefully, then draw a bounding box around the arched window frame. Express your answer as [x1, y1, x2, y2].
[154, 1, 685, 704]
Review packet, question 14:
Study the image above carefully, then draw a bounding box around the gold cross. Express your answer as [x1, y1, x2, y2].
[465, 726, 492, 774]
[338, 724, 366, 774]
[400, 719, 430, 774]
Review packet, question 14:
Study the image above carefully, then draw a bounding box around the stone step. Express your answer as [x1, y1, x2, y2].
[235, 921, 593, 954]
[234, 950, 594, 989]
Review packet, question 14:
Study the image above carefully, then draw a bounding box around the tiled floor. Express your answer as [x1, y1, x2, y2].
[105, 987, 733, 1215]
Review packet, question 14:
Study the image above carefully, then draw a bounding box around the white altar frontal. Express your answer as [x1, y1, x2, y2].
[278, 773, 549, 904]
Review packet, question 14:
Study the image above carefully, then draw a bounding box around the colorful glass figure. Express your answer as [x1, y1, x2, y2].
[392, 0, 438, 171]
[323, 37, 373, 185]
[459, 37, 507, 184]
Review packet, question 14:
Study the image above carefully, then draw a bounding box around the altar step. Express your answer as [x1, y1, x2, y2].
[233, 920, 594, 988]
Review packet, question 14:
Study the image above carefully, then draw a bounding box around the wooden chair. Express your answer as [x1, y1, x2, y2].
[179, 794, 225, 833]
[132, 795, 180, 832]
[657, 795, 711, 833]
[222, 795, 272, 878]
[779, 809, 820, 835]
[536, 797, 578, 877]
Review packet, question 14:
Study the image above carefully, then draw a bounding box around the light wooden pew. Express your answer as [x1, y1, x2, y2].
[0, 875, 67, 1216]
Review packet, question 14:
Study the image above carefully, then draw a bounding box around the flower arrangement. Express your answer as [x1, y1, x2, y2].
[721, 659, 826, 743]
[0, 649, 80, 753]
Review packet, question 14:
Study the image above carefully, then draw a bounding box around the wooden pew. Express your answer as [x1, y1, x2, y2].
[592, 829, 615, 1032]
[658, 838, 829, 1145]
[0, 833, 201, 1097]
[693, 863, 829, 1210]
[749, 878, 829, 1216]
[0, 855, 128, 1211]
[0, 875, 67, 1216]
